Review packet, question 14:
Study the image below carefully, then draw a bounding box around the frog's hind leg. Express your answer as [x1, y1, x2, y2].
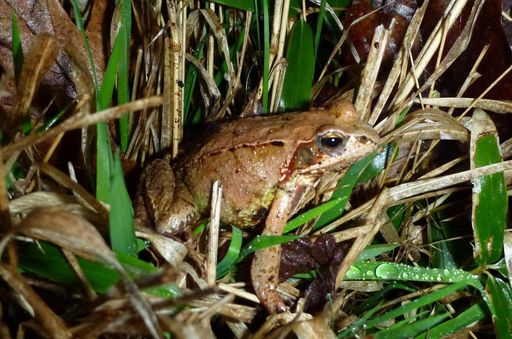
[135, 158, 198, 235]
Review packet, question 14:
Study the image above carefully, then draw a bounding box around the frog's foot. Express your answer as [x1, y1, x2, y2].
[251, 245, 288, 313]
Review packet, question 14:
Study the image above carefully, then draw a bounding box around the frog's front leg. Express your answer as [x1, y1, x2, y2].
[251, 189, 291, 313]
[134, 156, 198, 235]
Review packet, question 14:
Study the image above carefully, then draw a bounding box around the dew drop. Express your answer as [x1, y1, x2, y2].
[375, 264, 399, 279]
[346, 266, 361, 279]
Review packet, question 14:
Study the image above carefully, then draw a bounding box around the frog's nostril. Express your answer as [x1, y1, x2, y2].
[359, 136, 369, 143]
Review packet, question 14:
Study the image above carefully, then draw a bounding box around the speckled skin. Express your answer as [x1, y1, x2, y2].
[134, 100, 380, 312]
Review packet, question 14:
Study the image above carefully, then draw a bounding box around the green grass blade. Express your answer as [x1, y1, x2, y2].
[70, 0, 99, 93]
[314, 0, 327, 58]
[108, 151, 136, 256]
[472, 132, 507, 265]
[314, 149, 384, 229]
[284, 197, 345, 233]
[280, 20, 314, 111]
[351, 282, 416, 315]
[216, 226, 243, 279]
[375, 312, 450, 339]
[11, 12, 23, 83]
[364, 281, 467, 331]
[415, 303, 487, 339]
[98, 33, 122, 110]
[428, 211, 459, 269]
[486, 275, 512, 338]
[116, 0, 132, 152]
[95, 122, 113, 201]
[239, 234, 301, 260]
[358, 243, 400, 260]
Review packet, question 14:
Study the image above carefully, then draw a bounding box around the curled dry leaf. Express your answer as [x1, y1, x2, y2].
[15, 207, 115, 264]
[383, 108, 470, 144]
[136, 226, 187, 267]
[14, 207, 163, 338]
[0, 0, 105, 95]
[9, 191, 107, 230]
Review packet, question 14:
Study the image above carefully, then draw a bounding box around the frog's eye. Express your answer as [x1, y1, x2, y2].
[317, 132, 346, 155]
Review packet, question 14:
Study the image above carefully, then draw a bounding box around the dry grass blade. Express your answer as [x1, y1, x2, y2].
[13, 34, 60, 127]
[414, 97, 512, 114]
[2, 96, 163, 159]
[356, 23, 392, 122]
[206, 181, 222, 286]
[185, 53, 221, 119]
[164, 1, 185, 155]
[369, 0, 428, 126]
[393, 0, 484, 110]
[392, 0, 472, 106]
[38, 163, 109, 220]
[0, 263, 73, 339]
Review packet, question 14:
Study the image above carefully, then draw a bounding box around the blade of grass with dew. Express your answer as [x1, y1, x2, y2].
[11, 12, 23, 83]
[116, 0, 132, 153]
[262, 0, 270, 112]
[471, 110, 507, 265]
[415, 303, 487, 339]
[344, 261, 496, 318]
[375, 312, 450, 339]
[280, 20, 314, 111]
[345, 261, 483, 289]
[485, 275, 512, 338]
[239, 234, 301, 261]
[216, 226, 243, 279]
[109, 151, 136, 256]
[211, 0, 255, 11]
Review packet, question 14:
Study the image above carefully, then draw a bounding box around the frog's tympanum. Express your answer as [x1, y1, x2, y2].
[134, 100, 380, 313]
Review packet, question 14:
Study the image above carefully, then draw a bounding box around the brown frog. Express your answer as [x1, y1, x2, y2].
[134, 100, 379, 313]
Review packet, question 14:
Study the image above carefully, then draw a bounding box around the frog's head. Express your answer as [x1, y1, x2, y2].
[293, 101, 380, 174]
